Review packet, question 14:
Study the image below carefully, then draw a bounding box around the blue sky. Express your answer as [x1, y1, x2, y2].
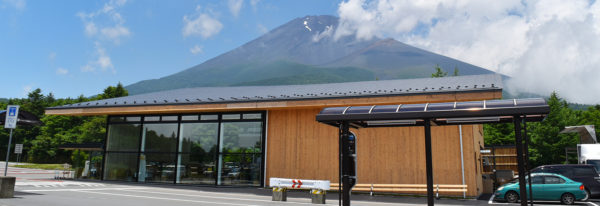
[2, 0, 600, 104]
[0, 0, 339, 98]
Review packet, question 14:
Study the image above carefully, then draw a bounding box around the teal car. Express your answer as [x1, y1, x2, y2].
[494, 173, 587, 205]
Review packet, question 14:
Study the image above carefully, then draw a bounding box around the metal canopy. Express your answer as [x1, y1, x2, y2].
[0, 110, 42, 126]
[317, 98, 549, 128]
[560, 125, 597, 144]
[316, 98, 550, 206]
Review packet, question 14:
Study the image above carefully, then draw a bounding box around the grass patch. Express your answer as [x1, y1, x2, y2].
[13, 163, 66, 170]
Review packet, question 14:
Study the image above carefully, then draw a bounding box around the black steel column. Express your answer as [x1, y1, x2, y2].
[340, 121, 351, 206]
[523, 119, 533, 206]
[424, 119, 434, 206]
[514, 116, 528, 206]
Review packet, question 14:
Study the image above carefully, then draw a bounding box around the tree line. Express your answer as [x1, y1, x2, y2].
[0, 83, 128, 165]
[484, 92, 600, 167]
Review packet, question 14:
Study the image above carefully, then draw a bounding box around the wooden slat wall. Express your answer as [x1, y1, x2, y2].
[266, 109, 484, 197]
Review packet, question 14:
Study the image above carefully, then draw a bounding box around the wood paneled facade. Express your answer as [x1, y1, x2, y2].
[265, 91, 498, 197]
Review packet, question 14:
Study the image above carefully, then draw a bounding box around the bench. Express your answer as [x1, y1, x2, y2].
[330, 183, 467, 198]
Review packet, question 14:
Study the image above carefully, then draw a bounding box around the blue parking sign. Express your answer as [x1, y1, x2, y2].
[8, 107, 16, 116]
[4, 105, 19, 129]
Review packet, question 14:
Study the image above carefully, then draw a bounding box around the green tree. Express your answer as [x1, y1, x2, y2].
[527, 92, 579, 166]
[98, 82, 128, 99]
[453, 66, 459, 76]
[431, 64, 447, 78]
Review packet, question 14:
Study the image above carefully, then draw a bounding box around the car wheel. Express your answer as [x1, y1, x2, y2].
[581, 189, 590, 202]
[505, 191, 519, 203]
[560, 193, 575, 205]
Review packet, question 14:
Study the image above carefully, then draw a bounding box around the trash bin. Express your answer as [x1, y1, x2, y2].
[311, 189, 326, 204]
[272, 187, 287, 201]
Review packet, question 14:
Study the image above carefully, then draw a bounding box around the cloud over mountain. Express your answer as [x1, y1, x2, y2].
[335, 0, 600, 104]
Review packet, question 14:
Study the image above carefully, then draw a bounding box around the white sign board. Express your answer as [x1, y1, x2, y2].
[4, 105, 19, 129]
[14, 144, 23, 154]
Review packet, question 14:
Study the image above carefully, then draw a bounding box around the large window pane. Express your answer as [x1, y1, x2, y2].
[177, 153, 216, 184]
[218, 154, 261, 186]
[106, 124, 141, 152]
[177, 123, 218, 184]
[142, 123, 178, 153]
[104, 152, 138, 181]
[138, 153, 176, 183]
[219, 122, 262, 153]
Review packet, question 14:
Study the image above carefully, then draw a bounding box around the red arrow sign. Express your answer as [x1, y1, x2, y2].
[291, 179, 303, 188]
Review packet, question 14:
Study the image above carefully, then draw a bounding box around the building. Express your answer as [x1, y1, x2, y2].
[46, 74, 503, 197]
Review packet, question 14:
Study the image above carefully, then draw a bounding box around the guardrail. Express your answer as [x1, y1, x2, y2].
[270, 178, 330, 204]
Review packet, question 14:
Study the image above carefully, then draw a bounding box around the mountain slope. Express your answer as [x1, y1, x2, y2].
[126, 15, 495, 95]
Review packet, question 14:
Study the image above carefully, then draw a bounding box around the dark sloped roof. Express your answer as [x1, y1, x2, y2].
[48, 74, 502, 110]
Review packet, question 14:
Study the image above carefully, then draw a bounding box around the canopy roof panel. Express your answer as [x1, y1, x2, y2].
[316, 98, 549, 127]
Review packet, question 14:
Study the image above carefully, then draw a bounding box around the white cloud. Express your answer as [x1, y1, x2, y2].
[48, 52, 56, 61]
[250, 0, 260, 11]
[2, 0, 25, 10]
[84, 21, 98, 36]
[257, 23, 268, 34]
[312, 25, 334, 42]
[100, 25, 130, 43]
[335, 0, 600, 104]
[22, 84, 32, 96]
[78, 0, 130, 43]
[56, 67, 68, 75]
[182, 9, 223, 38]
[81, 42, 114, 73]
[190, 45, 203, 55]
[228, 0, 243, 18]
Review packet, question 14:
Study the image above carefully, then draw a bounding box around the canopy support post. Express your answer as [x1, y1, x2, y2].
[425, 119, 434, 206]
[514, 116, 528, 206]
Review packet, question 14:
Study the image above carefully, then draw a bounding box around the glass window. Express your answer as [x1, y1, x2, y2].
[544, 176, 565, 184]
[574, 167, 595, 177]
[103, 152, 138, 181]
[179, 123, 218, 154]
[142, 123, 178, 153]
[106, 124, 141, 152]
[218, 154, 262, 186]
[144, 116, 160, 122]
[177, 152, 216, 184]
[126, 116, 141, 122]
[162, 116, 178, 121]
[109, 116, 125, 123]
[177, 122, 219, 184]
[222, 114, 240, 120]
[219, 122, 262, 153]
[201, 115, 218, 121]
[181, 115, 198, 121]
[530, 176, 544, 184]
[138, 153, 176, 183]
[242, 113, 262, 119]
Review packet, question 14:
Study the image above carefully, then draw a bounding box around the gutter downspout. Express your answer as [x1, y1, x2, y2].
[459, 125, 466, 198]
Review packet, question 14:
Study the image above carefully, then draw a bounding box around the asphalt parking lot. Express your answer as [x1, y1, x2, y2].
[0, 163, 599, 206]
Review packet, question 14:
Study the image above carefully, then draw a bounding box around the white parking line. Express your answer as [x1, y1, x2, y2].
[75, 190, 263, 206]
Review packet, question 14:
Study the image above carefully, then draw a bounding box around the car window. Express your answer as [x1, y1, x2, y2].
[544, 176, 565, 184]
[574, 167, 595, 177]
[532, 176, 544, 184]
[556, 167, 574, 177]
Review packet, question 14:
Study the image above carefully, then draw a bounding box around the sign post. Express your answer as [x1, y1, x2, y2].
[14, 144, 22, 165]
[4, 105, 19, 176]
